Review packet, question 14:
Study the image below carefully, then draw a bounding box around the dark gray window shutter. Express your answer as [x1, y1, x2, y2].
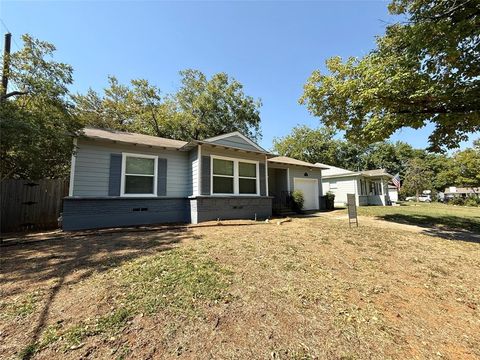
[201, 155, 211, 195]
[259, 163, 266, 196]
[157, 158, 167, 196]
[108, 153, 122, 196]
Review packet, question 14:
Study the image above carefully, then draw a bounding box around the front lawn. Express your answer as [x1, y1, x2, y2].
[1, 217, 479, 359]
[356, 202, 480, 233]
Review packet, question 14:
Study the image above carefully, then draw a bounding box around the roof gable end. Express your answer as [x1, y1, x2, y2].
[203, 131, 266, 153]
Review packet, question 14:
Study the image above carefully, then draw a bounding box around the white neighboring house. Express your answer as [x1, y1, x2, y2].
[317, 163, 393, 206]
[388, 185, 399, 203]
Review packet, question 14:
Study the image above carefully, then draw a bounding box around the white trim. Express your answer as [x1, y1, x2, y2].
[203, 131, 266, 152]
[120, 152, 158, 197]
[293, 177, 319, 210]
[68, 138, 78, 196]
[287, 167, 291, 192]
[197, 144, 202, 196]
[265, 155, 269, 196]
[210, 154, 260, 196]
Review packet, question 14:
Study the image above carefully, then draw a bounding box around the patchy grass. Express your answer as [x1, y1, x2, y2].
[1, 218, 479, 359]
[0, 291, 43, 319]
[15, 249, 233, 358]
[118, 249, 233, 316]
[356, 202, 480, 233]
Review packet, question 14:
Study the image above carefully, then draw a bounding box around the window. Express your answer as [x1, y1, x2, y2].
[239, 162, 257, 194]
[213, 158, 234, 194]
[121, 154, 157, 196]
[211, 156, 259, 195]
[330, 181, 337, 190]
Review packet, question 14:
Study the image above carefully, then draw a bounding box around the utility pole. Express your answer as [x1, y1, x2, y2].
[1, 32, 12, 99]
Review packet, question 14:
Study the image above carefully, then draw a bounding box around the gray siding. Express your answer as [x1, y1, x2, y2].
[63, 197, 190, 230]
[72, 139, 190, 197]
[207, 135, 262, 152]
[190, 197, 272, 224]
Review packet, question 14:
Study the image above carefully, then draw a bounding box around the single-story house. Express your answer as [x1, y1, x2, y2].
[63, 128, 327, 230]
[317, 163, 393, 206]
[444, 186, 480, 199]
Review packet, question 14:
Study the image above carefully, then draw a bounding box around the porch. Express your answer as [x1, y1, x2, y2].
[267, 157, 326, 213]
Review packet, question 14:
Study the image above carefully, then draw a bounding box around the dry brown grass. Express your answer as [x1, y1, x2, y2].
[1, 217, 479, 359]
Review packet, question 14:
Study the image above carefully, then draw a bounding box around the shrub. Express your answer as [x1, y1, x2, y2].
[291, 190, 304, 213]
[464, 197, 480, 207]
[450, 197, 466, 206]
[325, 191, 335, 210]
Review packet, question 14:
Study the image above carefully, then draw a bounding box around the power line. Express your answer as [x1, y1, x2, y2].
[0, 18, 21, 50]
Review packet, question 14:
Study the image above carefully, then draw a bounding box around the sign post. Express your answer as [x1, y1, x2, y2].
[346, 193, 358, 227]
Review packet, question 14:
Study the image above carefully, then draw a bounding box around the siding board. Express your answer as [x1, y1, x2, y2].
[72, 139, 190, 197]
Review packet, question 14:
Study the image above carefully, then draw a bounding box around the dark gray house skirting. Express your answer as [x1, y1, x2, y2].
[190, 196, 272, 224]
[62, 197, 190, 231]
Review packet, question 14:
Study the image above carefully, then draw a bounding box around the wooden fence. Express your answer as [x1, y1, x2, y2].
[0, 179, 69, 233]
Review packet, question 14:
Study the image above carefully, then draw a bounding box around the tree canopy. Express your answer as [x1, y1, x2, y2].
[273, 124, 478, 194]
[300, 0, 480, 152]
[0, 35, 82, 180]
[74, 70, 262, 142]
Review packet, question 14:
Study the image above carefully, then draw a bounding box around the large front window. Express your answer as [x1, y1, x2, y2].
[212, 157, 258, 195]
[122, 154, 157, 196]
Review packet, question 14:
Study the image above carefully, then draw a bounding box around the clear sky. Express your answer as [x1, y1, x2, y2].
[1, 0, 475, 151]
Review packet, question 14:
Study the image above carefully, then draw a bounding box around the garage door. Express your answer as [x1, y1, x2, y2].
[293, 178, 319, 210]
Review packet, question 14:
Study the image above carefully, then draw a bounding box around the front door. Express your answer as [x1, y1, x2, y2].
[293, 178, 319, 210]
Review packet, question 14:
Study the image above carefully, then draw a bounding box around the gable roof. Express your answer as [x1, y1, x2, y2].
[317, 163, 357, 176]
[80, 127, 187, 149]
[317, 162, 392, 179]
[269, 156, 328, 169]
[360, 169, 393, 178]
[203, 131, 267, 153]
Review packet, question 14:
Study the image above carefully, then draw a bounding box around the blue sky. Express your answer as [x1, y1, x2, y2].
[1, 1, 475, 151]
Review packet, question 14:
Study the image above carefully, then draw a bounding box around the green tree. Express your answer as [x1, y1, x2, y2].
[75, 70, 262, 142]
[272, 126, 343, 165]
[74, 76, 181, 138]
[0, 34, 81, 180]
[402, 158, 433, 200]
[174, 69, 262, 141]
[451, 140, 480, 191]
[300, 0, 480, 152]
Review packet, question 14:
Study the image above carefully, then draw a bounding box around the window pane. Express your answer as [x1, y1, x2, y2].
[126, 156, 154, 175]
[239, 162, 256, 177]
[213, 176, 234, 193]
[213, 159, 234, 176]
[125, 175, 154, 194]
[239, 178, 256, 194]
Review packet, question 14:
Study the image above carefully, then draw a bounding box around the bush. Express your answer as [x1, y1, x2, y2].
[325, 191, 335, 210]
[464, 197, 480, 207]
[291, 190, 304, 213]
[450, 197, 466, 206]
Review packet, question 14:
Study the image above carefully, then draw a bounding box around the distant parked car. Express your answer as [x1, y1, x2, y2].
[406, 195, 431, 202]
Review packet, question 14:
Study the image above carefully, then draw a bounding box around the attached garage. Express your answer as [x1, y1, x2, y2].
[293, 178, 319, 210]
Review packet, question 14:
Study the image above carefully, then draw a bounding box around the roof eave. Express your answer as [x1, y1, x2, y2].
[80, 135, 185, 151]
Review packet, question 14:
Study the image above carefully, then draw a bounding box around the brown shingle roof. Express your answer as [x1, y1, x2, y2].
[360, 169, 392, 177]
[81, 127, 188, 149]
[268, 156, 328, 169]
